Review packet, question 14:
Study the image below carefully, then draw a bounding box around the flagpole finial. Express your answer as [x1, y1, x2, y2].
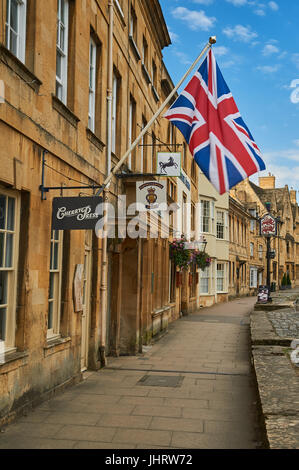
[209, 36, 217, 45]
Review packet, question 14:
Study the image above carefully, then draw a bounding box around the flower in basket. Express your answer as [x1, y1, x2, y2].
[192, 250, 212, 271]
[169, 236, 192, 271]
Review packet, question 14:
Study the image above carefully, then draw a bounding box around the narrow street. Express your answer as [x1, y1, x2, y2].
[0, 297, 265, 449]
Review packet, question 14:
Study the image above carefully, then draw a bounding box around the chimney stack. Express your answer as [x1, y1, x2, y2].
[259, 173, 276, 189]
[290, 189, 297, 204]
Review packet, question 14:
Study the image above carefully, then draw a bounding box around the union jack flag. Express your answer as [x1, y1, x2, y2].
[164, 49, 266, 194]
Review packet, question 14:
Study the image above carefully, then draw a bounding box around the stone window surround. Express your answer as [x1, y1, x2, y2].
[0, 44, 42, 94]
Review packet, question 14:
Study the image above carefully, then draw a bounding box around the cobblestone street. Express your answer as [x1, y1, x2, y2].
[0, 297, 265, 449]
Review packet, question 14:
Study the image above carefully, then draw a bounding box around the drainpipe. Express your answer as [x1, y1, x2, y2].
[99, 0, 114, 367]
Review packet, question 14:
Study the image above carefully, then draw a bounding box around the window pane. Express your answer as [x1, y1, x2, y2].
[10, 0, 19, 32]
[48, 302, 53, 330]
[7, 197, 15, 231]
[10, 29, 18, 56]
[0, 307, 6, 340]
[56, 50, 62, 79]
[0, 272, 8, 305]
[59, 24, 65, 51]
[61, 0, 66, 24]
[0, 195, 6, 229]
[0, 233, 4, 267]
[5, 233, 13, 268]
[56, 81, 62, 100]
[49, 272, 55, 300]
[53, 242, 59, 270]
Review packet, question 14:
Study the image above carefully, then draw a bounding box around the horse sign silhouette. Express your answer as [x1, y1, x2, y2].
[157, 152, 181, 177]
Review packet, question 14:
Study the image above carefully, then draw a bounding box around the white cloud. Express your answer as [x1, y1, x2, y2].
[223, 25, 258, 42]
[256, 64, 280, 73]
[262, 148, 299, 163]
[192, 0, 214, 4]
[268, 1, 279, 11]
[262, 44, 280, 56]
[254, 7, 266, 16]
[293, 140, 299, 147]
[226, 0, 248, 5]
[251, 148, 299, 189]
[251, 164, 299, 190]
[213, 46, 229, 57]
[171, 7, 216, 31]
[174, 51, 192, 66]
[168, 30, 180, 44]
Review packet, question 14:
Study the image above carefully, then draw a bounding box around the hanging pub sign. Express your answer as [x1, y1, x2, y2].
[52, 196, 103, 230]
[156, 152, 181, 177]
[260, 213, 277, 237]
[136, 181, 167, 210]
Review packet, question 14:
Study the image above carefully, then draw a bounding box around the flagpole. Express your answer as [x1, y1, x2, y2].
[96, 36, 216, 195]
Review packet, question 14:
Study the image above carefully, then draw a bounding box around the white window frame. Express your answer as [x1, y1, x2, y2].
[258, 245, 263, 260]
[250, 242, 254, 257]
[56, 0, 69, 104]
[0, 188, 20, 353]
[88, 36, 97, 133]
[216, 210, 225, 239]
[200, 266, 210, 294]
[5, 0, 27, 63]
[249, 209, 256, 232]
[217, 263, 225, 293]
[201, 200, 210, 233]
[47, 230, 63, 340]
[250, 267, 258, 288]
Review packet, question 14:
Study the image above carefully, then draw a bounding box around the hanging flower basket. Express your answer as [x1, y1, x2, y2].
[191, 250, 212, 271]
[169, 237, 192, 271]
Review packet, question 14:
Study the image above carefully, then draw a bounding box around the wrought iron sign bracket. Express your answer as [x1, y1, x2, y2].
[39, 151, 103, 201]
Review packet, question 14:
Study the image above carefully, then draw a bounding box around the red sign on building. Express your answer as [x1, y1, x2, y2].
[260, 214, 277, 237]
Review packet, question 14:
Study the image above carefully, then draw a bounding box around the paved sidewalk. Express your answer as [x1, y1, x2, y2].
[0, 297, 264, 449]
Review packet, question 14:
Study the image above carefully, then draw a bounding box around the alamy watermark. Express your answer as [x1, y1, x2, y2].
[93, 196, 201, 241]
[290, 79, 299, 104]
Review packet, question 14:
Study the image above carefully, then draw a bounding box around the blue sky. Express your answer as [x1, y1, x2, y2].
[159, 0, 299, 197]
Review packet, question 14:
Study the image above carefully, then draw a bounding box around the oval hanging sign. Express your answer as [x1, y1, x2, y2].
[260, 213, 277, 237]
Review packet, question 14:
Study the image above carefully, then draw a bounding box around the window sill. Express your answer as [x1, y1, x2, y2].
[0, 350, 29, 375]
[152, 305, 171, 318]
[129, 35, 141, 61]
[0, 43, 42, 93]
[52, 95, 80, 128]
[86, 128, 105, 152]
[44, 336, 71, 358]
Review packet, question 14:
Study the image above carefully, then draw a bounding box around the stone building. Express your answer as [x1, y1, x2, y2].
[198, 172, 230, 308]
[228, 194, 251, 298]
[230, 174, 299, 295]
[0, 0, 204, 424]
